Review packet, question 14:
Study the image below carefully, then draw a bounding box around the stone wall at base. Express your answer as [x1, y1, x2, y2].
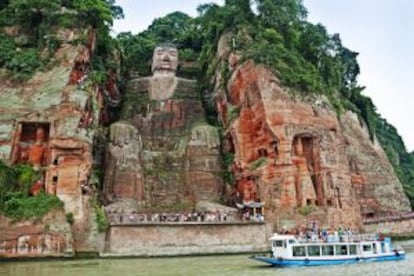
[103, 222, 267, 256]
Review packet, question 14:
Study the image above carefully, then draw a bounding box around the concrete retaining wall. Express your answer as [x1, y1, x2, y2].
[102, 222, 268, 257]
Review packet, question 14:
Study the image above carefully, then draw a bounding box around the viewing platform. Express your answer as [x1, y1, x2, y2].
[106, 211, 265, 226]
[362, 212, 414, 224]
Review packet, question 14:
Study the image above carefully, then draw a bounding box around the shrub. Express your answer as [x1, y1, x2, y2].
[90, 199, 108, 233]
[1, 191, 63, 220]
[13, 164, 40, 196]
[298, 205, 316, 216]
[66, 212, 74, 225]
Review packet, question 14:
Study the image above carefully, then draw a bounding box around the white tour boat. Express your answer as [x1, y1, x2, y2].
[251, 233, 405, 267]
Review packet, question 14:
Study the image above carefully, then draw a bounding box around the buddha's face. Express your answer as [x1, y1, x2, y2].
[151, 45, 178, 75]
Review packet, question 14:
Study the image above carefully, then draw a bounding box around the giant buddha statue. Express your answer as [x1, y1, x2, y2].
[104, 43, 223, 209]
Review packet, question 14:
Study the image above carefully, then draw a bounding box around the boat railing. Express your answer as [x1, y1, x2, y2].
[347, 233, 378, 242]
[293, 233, 379, 244]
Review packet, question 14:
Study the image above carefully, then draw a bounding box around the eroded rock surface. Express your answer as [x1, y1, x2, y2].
[215, 58, 411, 230]
[0, 28, 118, 253]
[0, 210, 73, 257]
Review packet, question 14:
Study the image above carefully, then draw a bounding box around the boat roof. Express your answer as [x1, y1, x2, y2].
[269, 234, 297, 241]
[269, 233, 384, 243]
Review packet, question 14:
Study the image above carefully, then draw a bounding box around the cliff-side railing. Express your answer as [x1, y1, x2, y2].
[362, 212, 414, 224]
[106, 211, 265, 225]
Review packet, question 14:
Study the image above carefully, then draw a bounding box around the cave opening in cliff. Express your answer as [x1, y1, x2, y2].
[270, 140, 279, 155]
[327, 198, 333, 207]
[258, 148, 268, 157]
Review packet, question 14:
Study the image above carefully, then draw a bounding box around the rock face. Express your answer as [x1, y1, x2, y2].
[0, 28, 118, 252]
[0, 211, 73, 256]
[341, 112, 411, 215]
[214, 58, 411, 230]
[0, 30, 93, 219]
[103, 44, 223, 209]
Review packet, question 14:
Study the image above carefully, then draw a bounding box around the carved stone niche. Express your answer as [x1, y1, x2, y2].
[291, 134, 325, 207]
[11, 122, 51, 168]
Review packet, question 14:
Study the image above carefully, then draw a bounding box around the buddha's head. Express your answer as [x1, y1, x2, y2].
[151, 43, 178, 76]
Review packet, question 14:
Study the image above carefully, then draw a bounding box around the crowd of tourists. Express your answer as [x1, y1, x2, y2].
[283, 225, 379, 243]
[106, 208, 266, 224]
[106, 210, 238, 224]
[298, 227, 355, 243]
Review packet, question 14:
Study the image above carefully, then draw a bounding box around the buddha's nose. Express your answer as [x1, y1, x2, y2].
[162, 54, 170, 61]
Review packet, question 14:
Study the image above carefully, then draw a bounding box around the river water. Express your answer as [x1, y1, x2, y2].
[1, 241, 413, 276]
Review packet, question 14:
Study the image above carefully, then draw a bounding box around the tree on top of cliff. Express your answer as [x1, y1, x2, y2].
[117, 11, 201, 77]
[70, 0, 124, 28]
[0, 0, 124, 31]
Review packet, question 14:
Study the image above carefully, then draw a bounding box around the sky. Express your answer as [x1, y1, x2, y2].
[113, 0, 414, 151]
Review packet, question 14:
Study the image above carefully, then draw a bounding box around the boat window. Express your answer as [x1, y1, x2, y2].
[322, 245, 334, 256]
[349, 245, 357, 255]
[288, 239, 296, 244]
[292, 246, 306, 257]
[307, 246, 320, 256]
[335, 245, 348, 255]
[273, 240, 284, 247]
[362, 244, 372, 252]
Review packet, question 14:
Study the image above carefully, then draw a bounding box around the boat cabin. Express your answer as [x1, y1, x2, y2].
[270, 234, 393, 259]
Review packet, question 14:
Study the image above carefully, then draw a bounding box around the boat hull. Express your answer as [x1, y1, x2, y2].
[251, 251, 406, 267]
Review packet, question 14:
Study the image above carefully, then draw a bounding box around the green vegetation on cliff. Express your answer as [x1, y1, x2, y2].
[375, 117, 414, 207]
[0, 0, 123, 81]
[0, 161, 63, 220]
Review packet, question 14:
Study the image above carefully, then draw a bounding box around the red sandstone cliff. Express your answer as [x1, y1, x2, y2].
[214, 41, 411, 230]
[0, 27, 117, 255]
